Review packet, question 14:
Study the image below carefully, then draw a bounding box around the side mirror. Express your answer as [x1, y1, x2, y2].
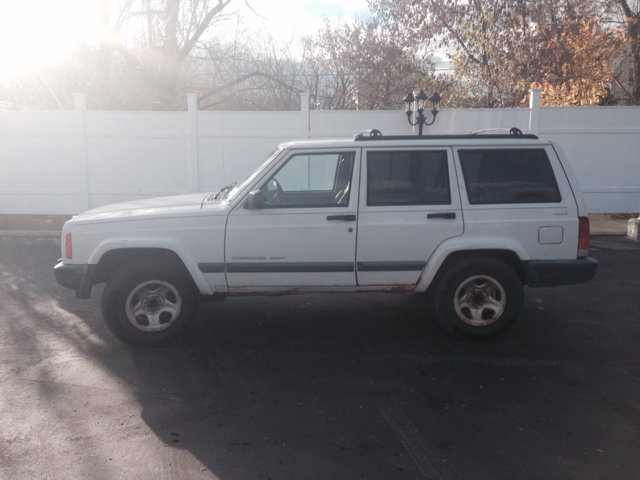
[244, 189, 266, 210]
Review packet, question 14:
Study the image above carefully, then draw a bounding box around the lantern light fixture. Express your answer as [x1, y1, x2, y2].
[403, 90, 441, 135]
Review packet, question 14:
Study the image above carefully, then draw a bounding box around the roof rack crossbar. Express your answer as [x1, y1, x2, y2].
[354, 134, 539, 141]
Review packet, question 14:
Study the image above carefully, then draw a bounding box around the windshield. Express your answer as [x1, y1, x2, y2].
[225, 147, 283, 202]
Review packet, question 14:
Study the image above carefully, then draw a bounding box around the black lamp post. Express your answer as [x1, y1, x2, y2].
[403, 90, 442, 135]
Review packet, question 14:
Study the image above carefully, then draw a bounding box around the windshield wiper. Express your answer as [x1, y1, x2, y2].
[213, 182, 237, 201]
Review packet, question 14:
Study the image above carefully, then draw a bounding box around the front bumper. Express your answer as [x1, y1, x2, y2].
[523, 257, 598, 288]
[54, 261, 97, 299]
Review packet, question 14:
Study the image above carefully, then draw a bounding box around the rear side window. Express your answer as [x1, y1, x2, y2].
[367, 150, 450, 206]
[458, 149, 561, 205]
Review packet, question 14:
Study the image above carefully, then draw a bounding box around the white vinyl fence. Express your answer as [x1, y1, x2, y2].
[0, 91, 638, 214]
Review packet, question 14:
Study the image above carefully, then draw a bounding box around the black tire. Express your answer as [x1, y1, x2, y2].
[101, 260, 198, 346]
[433, 257, 523, 339]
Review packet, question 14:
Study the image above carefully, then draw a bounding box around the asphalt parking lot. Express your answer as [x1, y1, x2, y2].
[1, 235, 639, 480]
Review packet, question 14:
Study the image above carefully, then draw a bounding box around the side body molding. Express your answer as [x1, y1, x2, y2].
[414, 237, 531, 292]
[87, 237, 214, 296]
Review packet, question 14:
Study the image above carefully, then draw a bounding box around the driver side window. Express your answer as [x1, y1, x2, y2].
[261, 152, 355, 208]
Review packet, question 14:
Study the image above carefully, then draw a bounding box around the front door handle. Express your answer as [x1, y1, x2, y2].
[327, 214, 356, 221]
[427, 212, 456, 219]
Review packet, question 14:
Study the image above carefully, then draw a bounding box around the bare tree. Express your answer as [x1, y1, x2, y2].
[93, 0, 234, 109]
[301, 19, 455, 110]
[192, 30, 305, 110]
[0, 0, 310, 111]
[608, 0, 640, 104]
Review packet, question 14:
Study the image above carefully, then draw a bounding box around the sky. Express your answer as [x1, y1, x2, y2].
[240, 0, 370, 39]
[0, 0, 370, 78]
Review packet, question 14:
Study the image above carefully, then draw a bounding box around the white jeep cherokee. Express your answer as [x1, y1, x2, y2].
[54, 129, 597, 345]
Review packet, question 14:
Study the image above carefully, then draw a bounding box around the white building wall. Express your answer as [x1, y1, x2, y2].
[0, 93, 638, 214]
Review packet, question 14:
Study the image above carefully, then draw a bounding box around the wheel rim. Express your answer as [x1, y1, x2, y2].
[125, 280, 182, 332]
[453, 275, 507, 327]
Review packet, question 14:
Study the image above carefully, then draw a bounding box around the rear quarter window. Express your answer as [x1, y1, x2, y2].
[458, 149, 561, 205]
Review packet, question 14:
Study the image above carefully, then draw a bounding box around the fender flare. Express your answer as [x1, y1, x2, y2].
[87, 236, 214, 295]
[415, 237, 530, 292]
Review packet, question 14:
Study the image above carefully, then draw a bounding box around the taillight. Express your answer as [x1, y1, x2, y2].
[578, 216, 589, 258]
[65, 233, 73, 259]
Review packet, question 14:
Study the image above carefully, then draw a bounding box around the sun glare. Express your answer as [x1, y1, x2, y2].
[0, 0, 370, 78]
[0, 0, 99, 77]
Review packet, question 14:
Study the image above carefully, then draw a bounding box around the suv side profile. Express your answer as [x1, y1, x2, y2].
[54, 129, 597, 345]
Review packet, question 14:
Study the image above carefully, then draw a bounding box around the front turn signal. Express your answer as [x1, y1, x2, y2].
[65, 233, 72, 259]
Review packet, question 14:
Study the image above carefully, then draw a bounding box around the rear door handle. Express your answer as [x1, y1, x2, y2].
[427, 212, 456, 219]
[327, 214, 356, 221]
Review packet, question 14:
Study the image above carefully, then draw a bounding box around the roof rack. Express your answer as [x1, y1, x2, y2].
[353, 127, 538, 141]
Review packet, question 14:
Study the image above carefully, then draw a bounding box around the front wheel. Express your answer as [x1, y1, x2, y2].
[433, 257, 523, 339]
[101, 260, 198, 346]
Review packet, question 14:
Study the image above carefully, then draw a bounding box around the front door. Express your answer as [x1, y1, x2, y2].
[356, 147, 464, 286]
[225, 149, 360, 289]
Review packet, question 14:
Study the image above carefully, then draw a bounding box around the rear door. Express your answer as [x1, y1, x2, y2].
[356, 147, 464, 286]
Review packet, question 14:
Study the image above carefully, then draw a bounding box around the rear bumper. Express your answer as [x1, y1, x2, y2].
[54, 261, 97, 299]
[523, 257, 598, 288]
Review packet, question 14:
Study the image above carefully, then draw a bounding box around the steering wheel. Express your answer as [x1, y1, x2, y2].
[262, 178, 284, 204]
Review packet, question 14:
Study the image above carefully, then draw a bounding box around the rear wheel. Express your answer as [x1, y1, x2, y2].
[101, 260, 198, 346]
[434, 257, 523, 339]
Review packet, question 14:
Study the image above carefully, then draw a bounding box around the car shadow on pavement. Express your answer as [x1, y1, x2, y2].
[129, 293, 465, 479]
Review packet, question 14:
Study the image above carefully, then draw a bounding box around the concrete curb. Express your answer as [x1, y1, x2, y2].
[591, 231, 627, 236]
[0, 230, 61, 237]
[628, 218, 640, 241]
